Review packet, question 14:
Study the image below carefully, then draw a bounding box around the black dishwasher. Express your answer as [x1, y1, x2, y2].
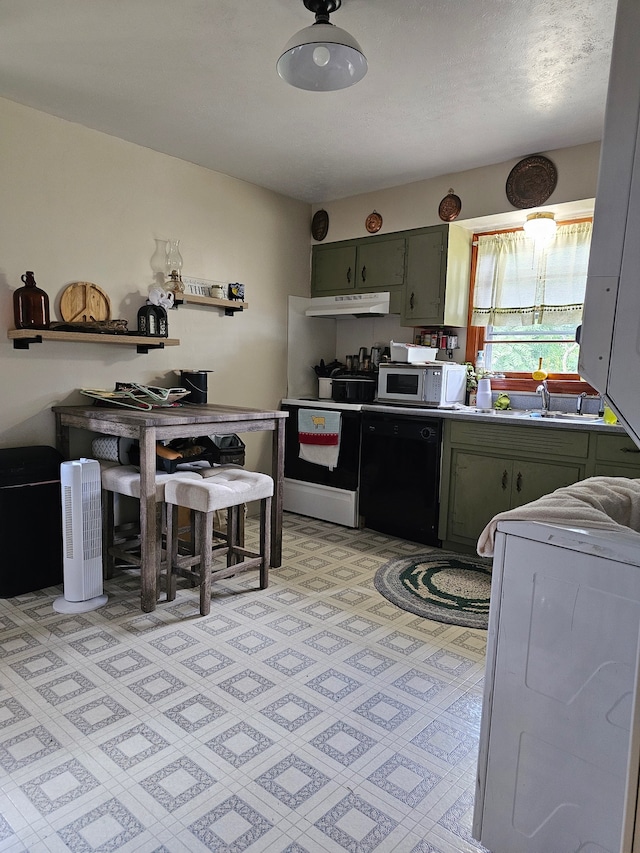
[360, 411, 442, 545]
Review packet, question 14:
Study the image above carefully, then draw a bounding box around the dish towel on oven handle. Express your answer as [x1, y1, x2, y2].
[298, 409, 341, 470]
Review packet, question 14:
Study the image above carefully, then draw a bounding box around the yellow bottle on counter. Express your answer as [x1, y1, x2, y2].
[603, 405, 618, 425]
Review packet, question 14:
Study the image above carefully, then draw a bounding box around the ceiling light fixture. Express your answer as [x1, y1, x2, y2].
[523, 211, 557, 244]
[277, 0, 367, 92]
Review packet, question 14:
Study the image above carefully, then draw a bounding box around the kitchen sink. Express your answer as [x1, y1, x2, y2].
[522, 411, 605, 423]
[475, 408, 533, 417]
[472, 409, 607, 424]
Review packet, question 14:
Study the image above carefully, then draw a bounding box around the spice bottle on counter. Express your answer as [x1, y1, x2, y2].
[13, 271, 50, 330]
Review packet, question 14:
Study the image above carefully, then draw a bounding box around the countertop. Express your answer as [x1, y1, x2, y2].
[281, 398, 627, 434]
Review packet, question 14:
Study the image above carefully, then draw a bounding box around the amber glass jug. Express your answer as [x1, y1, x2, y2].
[13, 271, 50, 330]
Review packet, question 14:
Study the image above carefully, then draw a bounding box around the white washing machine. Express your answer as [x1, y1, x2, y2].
[473, 520, 640, 853]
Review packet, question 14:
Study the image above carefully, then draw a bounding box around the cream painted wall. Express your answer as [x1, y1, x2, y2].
[311, 142, 601, 241]
[0, 99, 310, 474]
[305, 142, 600, 374]
[1, 99, 601, 472]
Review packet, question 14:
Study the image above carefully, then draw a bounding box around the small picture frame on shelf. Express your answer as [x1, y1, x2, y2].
[184, 281, 211, 297]
[228, 282, 245, 301]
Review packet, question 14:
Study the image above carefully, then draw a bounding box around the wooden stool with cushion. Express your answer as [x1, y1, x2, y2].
[100, 463, 201, 597]
[164, 469, 273, 615]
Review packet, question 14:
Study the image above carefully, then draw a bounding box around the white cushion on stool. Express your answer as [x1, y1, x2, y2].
[165, 472, 274, 514]
[199, 463, 245, 478]
[101, 464, 201, 500]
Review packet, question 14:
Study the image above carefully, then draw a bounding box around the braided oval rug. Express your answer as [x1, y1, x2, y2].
[374, 551, 492, 629]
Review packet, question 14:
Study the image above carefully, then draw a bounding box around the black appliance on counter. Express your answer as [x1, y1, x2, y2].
[281, 401, 362, 527]
[331, 375, 376, 403]
[360, 410, 442, 545]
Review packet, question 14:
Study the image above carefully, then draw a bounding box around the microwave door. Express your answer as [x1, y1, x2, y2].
[382, 370, 424, 401]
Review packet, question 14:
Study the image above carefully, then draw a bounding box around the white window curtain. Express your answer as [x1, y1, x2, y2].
[471, 221, 592, 328]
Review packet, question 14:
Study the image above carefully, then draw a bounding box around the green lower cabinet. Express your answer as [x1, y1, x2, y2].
[441, 421, 592, 551]
[594, 463, 640, 477]
[510, 458, 583, 508]
[439, 419, 640, 553]
[447, 451, 511, 544]
[444, 448, 584, 551]
[592, 433, 640, 477]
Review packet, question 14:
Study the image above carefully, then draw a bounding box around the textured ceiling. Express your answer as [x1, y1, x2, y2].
[0, 0, 618, 203]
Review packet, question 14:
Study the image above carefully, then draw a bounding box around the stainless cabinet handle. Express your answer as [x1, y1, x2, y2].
[346, 267, 351, 284]
[621, 447, 640, 453]
[501, 470, 508, 490]
[516, 472, 522, 492]
[410, 291, 415, 310]
[361, 265, 367, 282]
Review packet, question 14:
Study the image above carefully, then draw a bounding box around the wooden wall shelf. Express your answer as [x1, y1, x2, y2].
[174, 294, 248, 315]
[8, 329, 180, 354]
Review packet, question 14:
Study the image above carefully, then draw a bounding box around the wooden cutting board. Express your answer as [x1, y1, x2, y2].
[59, 282, 111, 322]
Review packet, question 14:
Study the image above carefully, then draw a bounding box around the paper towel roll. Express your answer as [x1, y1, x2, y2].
[318, 378, 332, 399]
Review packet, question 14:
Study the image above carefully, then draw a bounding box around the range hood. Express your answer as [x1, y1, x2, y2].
[305, 292, 390, 318]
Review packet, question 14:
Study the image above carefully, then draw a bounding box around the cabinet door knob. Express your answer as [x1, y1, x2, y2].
[410, 291, 415, 310]
[516, 471, 523, 492]
[501, 469, 508, 490]
[361, 265, 367, 282]
[346, 267, 352, 284]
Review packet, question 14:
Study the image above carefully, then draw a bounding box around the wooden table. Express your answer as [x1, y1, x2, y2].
[52, 403, 288, 612]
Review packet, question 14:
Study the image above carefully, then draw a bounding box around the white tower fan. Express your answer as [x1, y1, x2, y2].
[53, 458, 108, 613]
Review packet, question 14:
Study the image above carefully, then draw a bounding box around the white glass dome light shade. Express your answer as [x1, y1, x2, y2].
[277, 22, 367, 91]
[523, 212, 557, 244]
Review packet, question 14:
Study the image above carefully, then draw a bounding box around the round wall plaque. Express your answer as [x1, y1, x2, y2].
[311, 209, 329, 241]
[365, 210, 383, 233]
[505, 155, 558, 209]
[438, 189, 462, 222]
[60, 281, 111, 322]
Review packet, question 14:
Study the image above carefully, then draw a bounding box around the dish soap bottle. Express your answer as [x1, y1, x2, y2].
[13, 271, 50, 330]
[475, 350, 486, 378]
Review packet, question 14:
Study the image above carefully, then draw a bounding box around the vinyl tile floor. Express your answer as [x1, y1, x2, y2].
[0, 513, 488, 853]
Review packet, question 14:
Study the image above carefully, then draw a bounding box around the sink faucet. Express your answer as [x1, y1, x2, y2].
[576, 391, 587, 415]
[536, 380, 550, 414]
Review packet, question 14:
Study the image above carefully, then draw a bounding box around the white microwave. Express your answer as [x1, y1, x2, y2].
[376, 362, 467, 407]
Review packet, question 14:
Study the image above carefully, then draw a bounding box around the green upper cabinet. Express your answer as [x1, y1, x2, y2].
[401, 224, 472, 327]
[310, 225, 471, 322]
[357, 238, 406, 292]
[311, 244, 357, 294]
[311, 234, 406, 297]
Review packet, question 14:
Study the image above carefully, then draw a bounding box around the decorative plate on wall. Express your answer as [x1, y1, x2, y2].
[505, 155, 558, 209]
[365, 210, 383, 233]
[438, 189, 462, 222]
[311, 209, 329, 241]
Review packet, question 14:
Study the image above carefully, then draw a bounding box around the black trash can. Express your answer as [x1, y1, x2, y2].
[0, 446, 64, 597]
